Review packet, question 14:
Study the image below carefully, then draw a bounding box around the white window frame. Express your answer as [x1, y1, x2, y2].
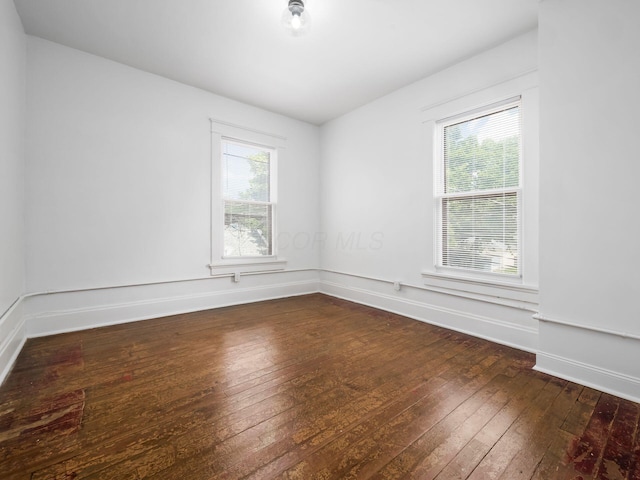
[420, 72, 539, 301]
[435, 97, 523, 279]
[209, 120, 286, 276]
[221, 138, 277, 258]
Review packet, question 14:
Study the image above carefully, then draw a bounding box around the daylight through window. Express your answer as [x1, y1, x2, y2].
[436, 99, 521, 276]
[222, 139, 275, 257]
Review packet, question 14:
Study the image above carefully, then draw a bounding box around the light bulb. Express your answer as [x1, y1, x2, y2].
[291, 13, 301, 30]
[281, 0, 310, 36]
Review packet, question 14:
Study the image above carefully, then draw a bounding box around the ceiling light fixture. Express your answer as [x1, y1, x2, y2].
[282, 0, 310, 36]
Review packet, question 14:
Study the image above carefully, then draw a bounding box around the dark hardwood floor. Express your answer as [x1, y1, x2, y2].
[0, 293, 638, 479]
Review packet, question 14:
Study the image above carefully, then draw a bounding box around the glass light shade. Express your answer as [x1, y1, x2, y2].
[281, 2, 311, 36]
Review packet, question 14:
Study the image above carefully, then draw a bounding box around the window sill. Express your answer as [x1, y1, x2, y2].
[208, 258, 287, 276]
[421, 270, 539, 310]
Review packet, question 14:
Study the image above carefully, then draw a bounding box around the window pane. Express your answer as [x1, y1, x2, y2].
[444, 106, 520, 194]
[224, 201, 272, 257]
[222, 143, 270, 202]
[442, 193, 518, 274]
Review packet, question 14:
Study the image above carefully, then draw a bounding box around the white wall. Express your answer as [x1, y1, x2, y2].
[7, 1, 640, 404]
[319, 31, 540, 352]
[0, 0, 27, 380]
[536, 0, 640, 402]
[22, 37, 320, 338]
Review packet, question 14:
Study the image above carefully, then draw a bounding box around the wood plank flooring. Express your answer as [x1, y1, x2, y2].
[0, 293, 639, 479]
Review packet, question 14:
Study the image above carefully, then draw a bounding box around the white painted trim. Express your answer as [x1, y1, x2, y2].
[0, 296, 22, 330]
[420, 285, 537, 312]
[421, 271, 539, 311]
[0, 331, 27, 387]
[209, 118, 287, 143]
[211, 131, 285, 271]
[0, 297, 27, 386]
[26, 278, 319, 338]
[321, 268, 538, 312]
[421, 271, 538, 293]
[319, 279, 538, 353]
[536, 315, 640, 404]
[420, 68, 538, 114]
[1, 272, 318, 384]
[6, 268, 640, 410]
[535, 352, 640, 404]
[208, 259, 287, 276]
[423, 73, 540, 290]
[18, 268, 537, 330]
[3, 267, 639, 410]
[534, 313, 640, 341]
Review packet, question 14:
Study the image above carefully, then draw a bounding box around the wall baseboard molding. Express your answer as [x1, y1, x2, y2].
[0, 298, 27, 385]
[4, 269, 639, 409]
[536, 316, 640, 404]
[26, 279, 319, 338]
[535, 352, 640, 405]
[534, 313, 640, 341]
[0, 275, 319, 386]
[319, 279, 538, 353]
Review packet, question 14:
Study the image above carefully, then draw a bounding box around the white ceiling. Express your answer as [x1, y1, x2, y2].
[13, 0, 539, 125]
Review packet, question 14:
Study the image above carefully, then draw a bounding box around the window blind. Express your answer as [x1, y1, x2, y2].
[437, 100, 521, 276]
[221, 140, 274, 257]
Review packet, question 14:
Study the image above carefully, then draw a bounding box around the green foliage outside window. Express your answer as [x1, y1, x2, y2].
[223, 143, 273, 257]
[441, 106, 520, 274]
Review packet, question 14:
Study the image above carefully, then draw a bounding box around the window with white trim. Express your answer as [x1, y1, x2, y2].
[221, 139, 276, 258]
[435, 98, 521, 277]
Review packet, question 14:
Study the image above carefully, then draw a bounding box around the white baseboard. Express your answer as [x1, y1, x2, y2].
[319, 279, 538, 353]
[536, 317, 640, 404]
[0, 298, 27, 385]
[5, 270, 640, 408]
[0, 274, 319, 386]
[26, 278, 319, 338]
[535, 352, 640, 404]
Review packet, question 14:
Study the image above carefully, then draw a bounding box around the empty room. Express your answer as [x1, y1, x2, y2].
[1, 0, 639, 478]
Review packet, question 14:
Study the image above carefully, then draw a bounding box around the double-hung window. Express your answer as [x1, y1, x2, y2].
[435, 98, 522, 277]
[221, 139, 275, 258]
[209, 120, 286, 276]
